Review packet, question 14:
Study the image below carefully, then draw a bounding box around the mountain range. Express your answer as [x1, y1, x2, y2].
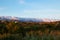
[0, 16, 59, 22]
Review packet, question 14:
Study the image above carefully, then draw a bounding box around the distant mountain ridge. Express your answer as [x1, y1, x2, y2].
[0, 16, 59, 22]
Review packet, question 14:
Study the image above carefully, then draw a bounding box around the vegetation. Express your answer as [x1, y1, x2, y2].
[0, 20, 60, 40]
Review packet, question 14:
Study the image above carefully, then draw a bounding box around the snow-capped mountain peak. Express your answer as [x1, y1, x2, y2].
[0, 16, 59, 22]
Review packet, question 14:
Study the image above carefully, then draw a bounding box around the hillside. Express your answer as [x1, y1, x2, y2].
[0, 16, 60, 40]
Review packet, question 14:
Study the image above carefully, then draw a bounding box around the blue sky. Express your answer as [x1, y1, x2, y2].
[0, 0, 60, 19]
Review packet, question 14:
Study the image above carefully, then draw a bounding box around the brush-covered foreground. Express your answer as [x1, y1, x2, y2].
[0, 20, 60, 40]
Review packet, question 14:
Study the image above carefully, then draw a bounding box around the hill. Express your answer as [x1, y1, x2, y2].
[0, 16, 60, 40]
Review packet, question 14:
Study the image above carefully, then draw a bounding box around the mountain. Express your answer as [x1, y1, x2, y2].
[0, 16, 59, 22]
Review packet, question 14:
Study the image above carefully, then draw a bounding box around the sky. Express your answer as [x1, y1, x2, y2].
[0, 0, 60, 19]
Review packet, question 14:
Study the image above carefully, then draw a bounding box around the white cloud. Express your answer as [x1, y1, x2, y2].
[24, 9, 60, 13]
[0, 7, 7, 11]
[19, 0, 25, 4]
[23, 9, 60, 19]
[0, 8, 4, 10]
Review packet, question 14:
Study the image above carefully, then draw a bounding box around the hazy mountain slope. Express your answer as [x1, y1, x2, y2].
[0, 16, 59, 22]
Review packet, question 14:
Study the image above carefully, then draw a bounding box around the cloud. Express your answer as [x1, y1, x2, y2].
[0, 8, 4, 10]
[0, 7, 7, 11]
[24, 9, 60, 13]
[23, 9, 60, 19]
[19, 0, 25, 4]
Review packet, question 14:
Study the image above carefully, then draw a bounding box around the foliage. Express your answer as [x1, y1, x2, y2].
[0, 20, 60, 40]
